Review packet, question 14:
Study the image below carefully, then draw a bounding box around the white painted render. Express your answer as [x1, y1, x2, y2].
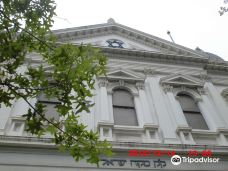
[1, 20, 228, 170]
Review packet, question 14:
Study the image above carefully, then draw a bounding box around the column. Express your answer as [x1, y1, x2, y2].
[0, 104, 13, 134]
[146, 77, 181, 144]
[197, 88, 226, 131]
[97, 79, 113, 141]
[205, 82, 228, 125]
[163, 85, 189, 127]
[98, 79, 110, 122]
[136, 82, 156, 125]
[133, 95, 144, 127]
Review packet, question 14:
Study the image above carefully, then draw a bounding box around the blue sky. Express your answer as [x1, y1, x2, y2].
[53, 0, 228, 61]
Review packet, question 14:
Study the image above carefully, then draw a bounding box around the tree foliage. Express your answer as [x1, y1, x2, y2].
[0, 0, 111, 165]
[219, 0, 228, 16]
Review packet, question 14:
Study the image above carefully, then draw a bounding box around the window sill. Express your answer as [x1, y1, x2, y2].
[114, 125, 143, 132]
[191, 129, 218, 136]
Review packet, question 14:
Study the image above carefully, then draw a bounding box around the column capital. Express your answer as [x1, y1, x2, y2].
[136, 82, 145, 90]
[197, 88, 206, 95]
[98, 79, 108, 88]
[162, 84, 173, 93]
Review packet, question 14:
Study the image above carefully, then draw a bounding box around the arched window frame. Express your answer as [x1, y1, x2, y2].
[97, 69, 155, 142]
[112, 87, 138, 126]
[107, 81, 139, 96]
[37, 92, 61, 122]
[107, 81, 140, 127]
[174, 87, 209, 130]
[173, 87, 202, 102]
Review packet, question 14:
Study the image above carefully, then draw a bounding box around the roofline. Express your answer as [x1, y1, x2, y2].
[52, 20, 206, 59]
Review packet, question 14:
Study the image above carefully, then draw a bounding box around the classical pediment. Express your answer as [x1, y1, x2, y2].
[53, 19, 206, 58]
[105, 69, 144, 81]
[160, 74, 204, 87]
[69, 34, 163, 53]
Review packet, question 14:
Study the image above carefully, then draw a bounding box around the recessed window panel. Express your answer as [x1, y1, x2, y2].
[113, 89, 138, 126]
[177, 93, 208, 130]
[37, 92, 60, 122]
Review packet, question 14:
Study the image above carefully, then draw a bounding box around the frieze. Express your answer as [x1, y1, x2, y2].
[104, 50, 207, 68]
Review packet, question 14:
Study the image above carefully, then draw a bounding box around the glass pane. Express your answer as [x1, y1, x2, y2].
[42, 103, 60, 122]
[178, 94, 200, 112]
[38, 92, 59, 103]
[113, 107, 138, 126]
[113, 89, 134, 107]
[184, 112, 209, 130]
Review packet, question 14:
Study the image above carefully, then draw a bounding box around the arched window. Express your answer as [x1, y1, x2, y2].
[37, 92, 60, 122]
[177, 93, 208, 130]
[112, 89, 138, 126]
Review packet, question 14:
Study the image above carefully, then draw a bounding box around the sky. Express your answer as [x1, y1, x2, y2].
[53, 0, 228, 61]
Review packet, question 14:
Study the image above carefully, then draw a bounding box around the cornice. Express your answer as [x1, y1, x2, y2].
[205, 62, 228, 73]
[51, 20, 228, 73]
[26, 43, 228, 75]
[54, 22, 207, 59]
[2, 135, 228, 154]
[102, 47, 207, 67]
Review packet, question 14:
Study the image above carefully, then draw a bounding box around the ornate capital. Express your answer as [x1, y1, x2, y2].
[162, 85, 173, 93]
[119, 80, 125, 86]
[197, 88, 206, 95]
[136, 82, 145, 90]
[98, 79, 108, 88]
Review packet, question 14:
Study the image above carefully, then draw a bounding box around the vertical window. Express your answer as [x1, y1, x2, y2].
[177, 93, 208, 130]
[113, 89, 138, 126]
[38, 93, 60, 122]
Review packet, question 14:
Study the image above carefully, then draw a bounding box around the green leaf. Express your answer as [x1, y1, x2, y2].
[0, 0, 110, 165]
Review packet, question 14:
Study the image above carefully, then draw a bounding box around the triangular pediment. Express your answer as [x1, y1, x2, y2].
[68, 34, 163, 53]
[106, 69, 144, 81]
[54, 19, 206, 58]
[160, 74, 204, 87]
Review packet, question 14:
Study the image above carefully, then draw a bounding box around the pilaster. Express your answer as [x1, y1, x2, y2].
[205, 82, 228, 126]
[198, 94, 226, 131]
[133, 95, 144, 127]
[98, 79, 110, 122]
[136, 82, 156, 125]
[162, 85, 189, 127]
[146, 77, 181, 144]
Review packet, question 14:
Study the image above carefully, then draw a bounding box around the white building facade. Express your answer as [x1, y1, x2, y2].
[1, 19, 228, 170]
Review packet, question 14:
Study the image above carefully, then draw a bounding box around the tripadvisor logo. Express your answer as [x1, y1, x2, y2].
[171, 155, 181, 165]
[171, 155, 220, 165]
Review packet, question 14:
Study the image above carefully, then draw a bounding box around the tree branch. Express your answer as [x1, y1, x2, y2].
[6, 83, 79, 143]
[0, 9, 55, 51]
